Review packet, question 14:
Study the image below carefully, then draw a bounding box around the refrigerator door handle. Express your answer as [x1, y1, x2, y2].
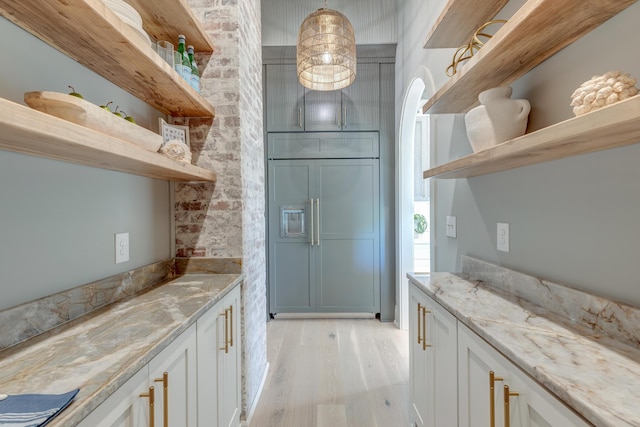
[316, 198, 320, 247]
[310, 198, 314, 246]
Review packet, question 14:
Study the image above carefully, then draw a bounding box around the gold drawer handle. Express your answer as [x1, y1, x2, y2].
[229, 305, 234, 347]
[140, 385, 155, 427]
[220, 309, 229, 353]
[504, 384, 519, 427]
[154, 372, 168, 427]
[489, 371, 503, 427]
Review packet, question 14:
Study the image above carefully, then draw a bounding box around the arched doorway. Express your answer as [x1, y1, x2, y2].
[396, 68, 435, 330]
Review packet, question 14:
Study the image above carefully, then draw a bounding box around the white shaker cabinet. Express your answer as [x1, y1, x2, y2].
[458, 320, 590, 427]
[197, 285, 241, 427]
[77, 324, 197, 427]
[148, 325, 198, 427]
[409, 284, 457, 427]
[77, 366, 150, 427]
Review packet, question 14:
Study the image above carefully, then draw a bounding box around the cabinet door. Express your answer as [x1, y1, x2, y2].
[305, 88, 342, 131]
[77, 366, 150, 427]
[218, 287, 241, 427]
[409, 286, 429, 427]
[268, 160, 315, 314]
[458, 323, 512, 427]
[423, 293, 457, 427]
[316, 159, 380, 313]
[341, 63, 380, 131]
[197, 286, 242, 427]
[148, 324, 197, 427]
[265, 64, 305, 132]
[507, 363, 590, 427]
[197, 302, 221, 426]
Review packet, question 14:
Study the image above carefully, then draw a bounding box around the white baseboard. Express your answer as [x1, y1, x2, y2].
[273, 312, 375, 319]
[241, 361, 270, 427]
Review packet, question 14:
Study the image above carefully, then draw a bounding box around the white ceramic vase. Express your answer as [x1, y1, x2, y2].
[464, 86, 531, 152]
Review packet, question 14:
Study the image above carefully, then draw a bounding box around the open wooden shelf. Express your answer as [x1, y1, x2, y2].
[124, 0, 214, 54]
[0, 97, 216, 182]
[0, 0, 215, 117]
[423, 0, 509, 49]
[423, 95, 640, 179]
[422, 0, 636, 114]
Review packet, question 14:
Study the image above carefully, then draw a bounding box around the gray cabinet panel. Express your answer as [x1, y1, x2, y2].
[268, 158, 380, 314]
[305, 63, 380, 132]
[267, 132, 379, 159]
[265, 64, 304, 132]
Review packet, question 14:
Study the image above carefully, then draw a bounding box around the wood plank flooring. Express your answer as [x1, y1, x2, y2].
[249, 318, 411, 427]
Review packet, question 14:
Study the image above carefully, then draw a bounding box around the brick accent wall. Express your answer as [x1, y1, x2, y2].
[181, 0, 267, 420]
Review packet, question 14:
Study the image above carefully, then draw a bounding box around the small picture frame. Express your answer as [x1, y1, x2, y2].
[158, 118, 190, 147]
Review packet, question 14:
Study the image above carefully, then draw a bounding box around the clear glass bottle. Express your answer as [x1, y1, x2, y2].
[176, 35, 192, 83]
[187, 45, 201, 93]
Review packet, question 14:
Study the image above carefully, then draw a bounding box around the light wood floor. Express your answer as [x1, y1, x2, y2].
[249, 318, 411, 427]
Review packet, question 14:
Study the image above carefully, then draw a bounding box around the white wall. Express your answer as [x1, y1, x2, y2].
[396, 0, 640, 307]
[0, 18, 171, 310]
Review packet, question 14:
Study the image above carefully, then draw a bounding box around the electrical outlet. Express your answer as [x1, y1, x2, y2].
[115, 232, 130, 264]
[446, 216, 457, 238]
[497, 223, 509, 252]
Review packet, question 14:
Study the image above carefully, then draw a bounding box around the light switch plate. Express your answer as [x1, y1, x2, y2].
[446, 216, 457, 238]
[115, 232, 130, 264]
[497, 223, 509, 252]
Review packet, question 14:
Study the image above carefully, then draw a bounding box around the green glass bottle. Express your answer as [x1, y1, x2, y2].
[176, 34, 192, 83]
[187, 45, 201, 93]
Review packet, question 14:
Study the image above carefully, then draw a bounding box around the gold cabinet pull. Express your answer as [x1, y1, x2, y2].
[229, 305, 234, 347]
[220, 309, 229, 353]
[422, 307, 431, 350]
[417, 303, 423, 345]
[140, 385, 155, 427]
[504, 385, 519, 427]
[154, 372, 168, 427]
[489, 371, 503, 427]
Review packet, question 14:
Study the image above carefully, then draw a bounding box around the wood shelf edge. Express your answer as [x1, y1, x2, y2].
[423, 0, 510, 49]
[423, 96, 640, 179]
[124, 0, 215, 54]
[0, 98, 216, 182]
[0, 0, 215, 118]
[422, 0, 637, 114]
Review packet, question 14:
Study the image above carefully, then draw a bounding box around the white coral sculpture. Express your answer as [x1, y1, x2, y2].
[570, 71, 639, 116]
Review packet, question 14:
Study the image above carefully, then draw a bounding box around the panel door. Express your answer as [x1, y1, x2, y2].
[507, 364, 590, 427]
[77, 366, 150, 427]
[341, 63, 380, 131]
[265, 64, 305, 132]
[409, 286, 429, 427]
[423, 294, 458, 427]
[218, 287, 241, 427]
[268, 160, 315, 313]
[148, 324, 197, 427]
[305, 88, 342, 131]
[196, 301, 220, 426]
[458, 323, 512, 427]
[316, 159, 379, 312]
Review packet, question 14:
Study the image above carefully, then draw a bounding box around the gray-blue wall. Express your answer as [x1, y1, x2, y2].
[0, 18, 171, 310]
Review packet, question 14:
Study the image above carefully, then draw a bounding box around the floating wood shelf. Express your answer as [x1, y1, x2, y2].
[423, 0, 509, 49]
[0, 0, 215, 117]
[0, 97, 216, 182]
[423, 95, 640, 179]
[422, 0, 636, 114]
[124, 0, 214, 54]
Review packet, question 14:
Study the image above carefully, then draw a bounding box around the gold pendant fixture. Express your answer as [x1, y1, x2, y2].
[297, 0, 356, 91]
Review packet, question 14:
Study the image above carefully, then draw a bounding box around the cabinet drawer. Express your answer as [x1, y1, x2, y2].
[267, 132, 379, 159]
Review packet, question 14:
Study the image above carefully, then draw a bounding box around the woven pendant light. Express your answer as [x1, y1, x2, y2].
[297, 1, 356, 91]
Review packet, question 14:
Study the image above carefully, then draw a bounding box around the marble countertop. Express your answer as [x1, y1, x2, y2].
[408, 271, 640, 427]
[0, 273, 243, 426]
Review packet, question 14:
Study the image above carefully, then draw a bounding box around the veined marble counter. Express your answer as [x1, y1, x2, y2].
[408, 258, 640, 427]
[0, 272, 243, 426]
